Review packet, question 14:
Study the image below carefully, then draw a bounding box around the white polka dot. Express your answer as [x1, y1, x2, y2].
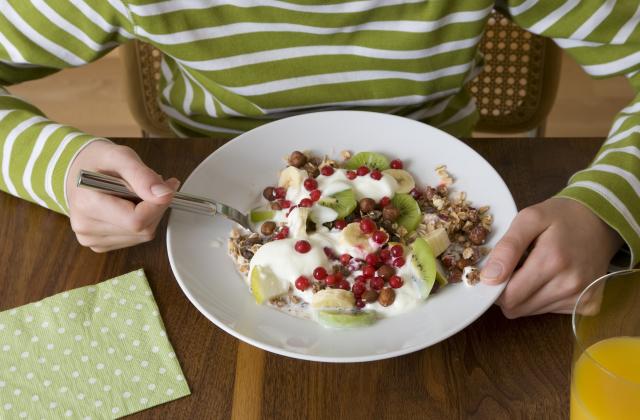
[90, 340, 98, 347]
[112, 278, 119, 285]
[14, 329, 22, 336]
[148, 383, 156, 391]
[135, 303, 143, 310]
[74, 335, 82, 342]
[119, 298, 126, 305]
[110, 312, 117, 319]
[103, 293, 112, 300]
[88, 377, 97, 384]
[82, 320, 91, 327]
[103, 385, 111, 392]
[94, 400, 102, 407]
[46, 343, 54, 350]
[142, 324, 150, 331]
[62, 292, 69, 298]
[146, 291, 152, 297]
[125, 355, 133, 361]
[76, 300, 84, 306]
[132, 340, 140, 347]
[140, 360, 149, 368]
[52, 307, 60, 313]
[166, 388, 174, 395]
[57, 327, 65, 334]
[100, 327, 109, 334]
[51, 364, 60, 372]
[41, 321, 49, 328]
[13, 389, 21, 396]
[151, 346, 159, 353]
[118, 333, 126, 340]
[26, 372, 34, 380]
[64, 409, 73, 417]
[4, 403, 11, 410]
[88, 286, 96, 293]
[137, 270, 143, 277]
[176, 375, 183, 381]
[25, 315, 33, 323]
[129, 285, 137, 291]
[152, 309, 158, 315]
[112, 407, 120, 414]
[159, 367, 166, 374]
[125, 319, 133, 326]
[68, 312, 76, 319]
[139, 397, 148, 405]
[35, 301, 42, 307]
[9, 309, 16, 315]
[81, 355, 89, 362]
[63, 349, 71, 356]
[168, 352, 175, 359]
[19, 412, 27, 418]
[1, 345, 9, 351]
[9, 366, 17, 372]
[0, 381, 4, 387]
[59, 386, 68, 393]
[107, 347, 115, 354]
[122, 391, 131, 398]
[94, 307, 101, 313]
[72, 371, 80, 378]
[43, 380, 51, 387]
[114, 369, 122, 376]
[76, 393, 84, 400]
[31, 335, 39, 342]
[96, 363, 104, 370]
[83, 417, 92, 420]
[20, 351, 29, 358]
[49, 402, 57, 409]
[31, 395, 39, 401]
[0, 323, 3, 330]
[132, 375, 140, 382]
[159, 330, 166, 337]
[38, 357, 46, 364]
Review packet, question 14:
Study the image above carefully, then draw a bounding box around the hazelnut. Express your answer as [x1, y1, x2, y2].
[260, 221, 276, 236]
[270, 201, 282, 210]
[382, 205, 400, 221]
[359, 198, 376, 213]
[262, 186, 275, 201]
[377, 264, 395, 280]
[378, 287, 395, 307]
[362, 290, 379, 303]
[469, 225, 488, 245]
[289, 151, 307, 168]
[437, 184, 448, 196]
[449, 268, 463, 283]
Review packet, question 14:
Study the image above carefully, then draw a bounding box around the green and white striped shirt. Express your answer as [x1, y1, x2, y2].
[1, 0, 639, 265]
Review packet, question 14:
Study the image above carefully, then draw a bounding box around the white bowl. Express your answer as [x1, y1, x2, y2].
[167, 111, 517, 362]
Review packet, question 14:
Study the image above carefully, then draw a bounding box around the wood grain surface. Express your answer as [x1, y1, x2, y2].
[0, 138, 604, 419]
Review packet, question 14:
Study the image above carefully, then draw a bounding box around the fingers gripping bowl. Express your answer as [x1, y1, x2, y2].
[167, 111, 517, 362]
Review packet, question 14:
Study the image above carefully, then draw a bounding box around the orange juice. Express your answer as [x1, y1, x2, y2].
[571, 336, 640, 419]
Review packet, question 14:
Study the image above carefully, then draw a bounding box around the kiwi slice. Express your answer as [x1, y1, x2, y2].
[435, 260, 449, 287]
[411, 238, 437, 299]
[317, 189, 357, 220]
[345, 152, 390, 171]
[250, 209, 275, 223]
[390, 194, 421, 232]
[316, 310, 377, 328]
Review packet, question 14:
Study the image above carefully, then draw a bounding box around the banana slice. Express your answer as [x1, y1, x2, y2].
[382, 169, 415, 194]
[419, 227, 450, 257]
[287, 207, 310, 238]
[339, 222, 374, 253]
[311, 289, 355, 309]
[278, 166, 306, 189]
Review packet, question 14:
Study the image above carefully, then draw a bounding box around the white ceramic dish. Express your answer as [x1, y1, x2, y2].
[167, 111, 517, 363]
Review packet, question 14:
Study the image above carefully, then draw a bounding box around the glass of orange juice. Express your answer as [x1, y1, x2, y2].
[570, 269, 640, 419]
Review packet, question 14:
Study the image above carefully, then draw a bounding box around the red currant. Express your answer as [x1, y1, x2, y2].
[355, 299, 365, 309]
[365, 253, 379, 267]
[370, 170, 382, 180]
[323, 247, 337, 260]
[303, 178, 318, 191]
[334, 220, 347, 230]
[320, 166, 335, 176]
[352, 282, 365, 296]
[379, 196, 391, 207]
[372, 230, 388, 245]
[409, 187, 421, 199]
[299, 198, 313, 208]
[390, 244, 404, 258]
[371, 277, 384, 290]
[280, 200, 292, 209]
[379, 248, 391, 261]
[390, 159, 403, 169]
[340, 254, 352, 265]
[295, 276, 310, 291]
[355, 275, 367, 284]
[393, 257, 406, 268]
[389, 275, 403, 289]
[275, 226, 289, 240]
[310, 190, 321, 202]
[339, 280, 350, 290]
[325, 275, 338, 287]
[356, 166, 370, 176]
[346, 170, 357, 180]
[313, 266, 328, 280]
[362, 265, 376, 278]
[294, 240, 311, 253]
[275, 187, 286, 199]
[359, 218, 376, 234]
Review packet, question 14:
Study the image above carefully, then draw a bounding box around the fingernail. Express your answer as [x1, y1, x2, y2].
[151, 183, 173, 197]
[480, 262, 502, 282]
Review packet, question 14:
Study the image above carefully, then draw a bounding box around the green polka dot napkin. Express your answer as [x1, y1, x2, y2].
[0, 269, 190, 419]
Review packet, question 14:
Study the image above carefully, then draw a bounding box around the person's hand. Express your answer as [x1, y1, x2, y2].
[481, 197, 623, 318]
[66, 141, 180, 252]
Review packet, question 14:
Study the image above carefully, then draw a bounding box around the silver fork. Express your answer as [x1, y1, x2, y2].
[77, 170, 253, 230]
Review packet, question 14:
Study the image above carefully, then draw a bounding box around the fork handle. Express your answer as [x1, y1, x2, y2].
[77, 170, 217, 216]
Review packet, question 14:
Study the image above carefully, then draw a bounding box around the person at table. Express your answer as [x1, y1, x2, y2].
[0, 0, 637, 318]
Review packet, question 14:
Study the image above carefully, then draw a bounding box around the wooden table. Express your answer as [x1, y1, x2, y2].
[0, 137, 605, 419]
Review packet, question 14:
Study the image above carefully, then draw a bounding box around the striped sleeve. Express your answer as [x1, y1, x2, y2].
[507, 0, 640, 267]
[0, 0, 134, 214]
